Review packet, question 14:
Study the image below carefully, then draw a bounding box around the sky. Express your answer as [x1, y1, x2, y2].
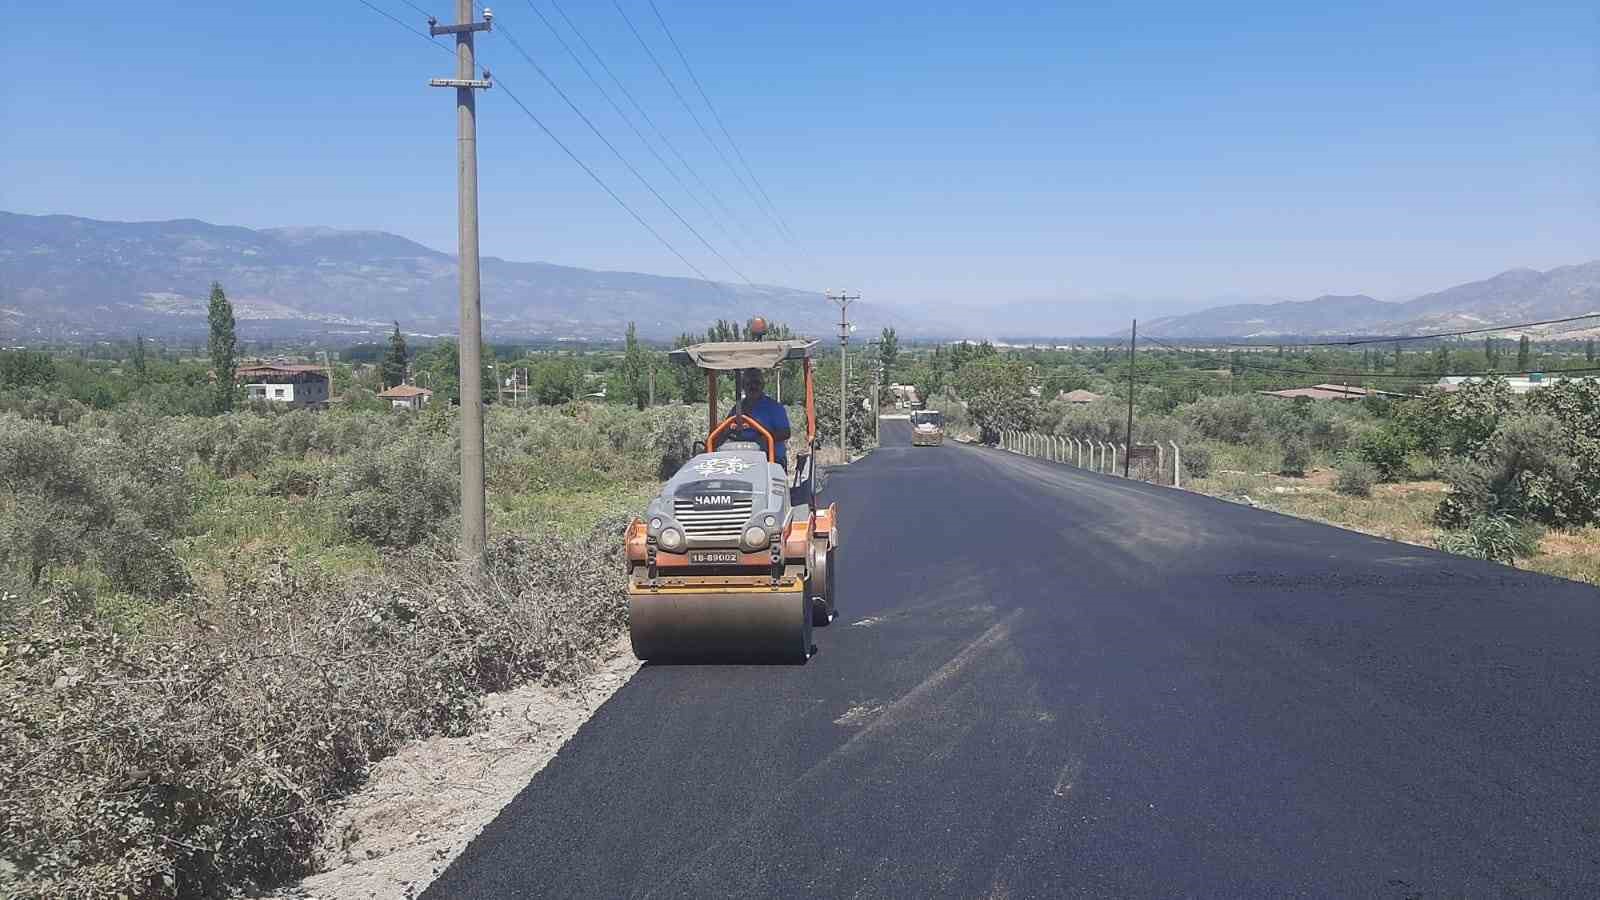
[2, 0, 1596, 331]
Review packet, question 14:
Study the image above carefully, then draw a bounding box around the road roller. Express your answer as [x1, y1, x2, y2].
[625, 321, 838, 662]
[911, 409, 945, 446]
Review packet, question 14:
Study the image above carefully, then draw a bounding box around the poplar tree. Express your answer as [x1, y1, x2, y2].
[207, 282, 237, 412]
[382, 322, 409, 389]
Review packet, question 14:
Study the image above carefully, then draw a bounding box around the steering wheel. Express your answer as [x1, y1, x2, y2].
[707, 412, 777, 463]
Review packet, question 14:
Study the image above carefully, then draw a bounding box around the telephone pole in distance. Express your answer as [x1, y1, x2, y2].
[827, 290, 860, 454]
[430, 2, 493, 562]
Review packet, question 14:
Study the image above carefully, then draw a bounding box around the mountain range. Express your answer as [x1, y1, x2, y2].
[0, 212, 923, 343]
[1140, 262, 1600, 340]
[3, 211, 1595, 344]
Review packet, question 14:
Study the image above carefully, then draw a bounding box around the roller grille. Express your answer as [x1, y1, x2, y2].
[673, 498, 753, 539]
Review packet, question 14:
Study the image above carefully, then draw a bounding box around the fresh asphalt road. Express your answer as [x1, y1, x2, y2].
[426, 420, 1600, 898]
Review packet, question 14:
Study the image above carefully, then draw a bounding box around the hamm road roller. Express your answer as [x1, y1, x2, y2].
[626, 322, 838, 662]
[911, 409, 945, 446]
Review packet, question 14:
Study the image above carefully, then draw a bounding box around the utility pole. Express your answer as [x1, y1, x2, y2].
[1124, 319, 1136, 478]
[827, 291, 860, 454]
[430, 2, 493, 562]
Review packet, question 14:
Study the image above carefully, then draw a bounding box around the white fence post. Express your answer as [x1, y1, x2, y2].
[1110, 443, 1118, 475]
[1156, 442, 1165, 484]
[1170, 440, 1181, 488]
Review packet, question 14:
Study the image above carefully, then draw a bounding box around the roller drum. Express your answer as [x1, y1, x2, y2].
[629, 588, 812, 662]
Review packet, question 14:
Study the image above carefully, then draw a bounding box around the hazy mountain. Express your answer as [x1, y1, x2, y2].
[1142, 262, 1600, 340]
[0, 212, 926, 343]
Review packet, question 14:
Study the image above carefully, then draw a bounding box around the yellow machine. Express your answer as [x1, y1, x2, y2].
[625, 322, 838, 662]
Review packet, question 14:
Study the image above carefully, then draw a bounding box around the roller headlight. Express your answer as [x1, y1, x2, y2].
[659, 527, 685, 551]
[763, 514, 776, 528]
[742, 525, 769, 550]
[649, 517, 662, 531]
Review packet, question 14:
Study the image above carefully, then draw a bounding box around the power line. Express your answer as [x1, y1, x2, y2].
[1157, 311, 1600, 349]
[645, 0, 804, 250]
[395, 0, 440, 19]
[610, 0, 789, 255]
[491, 76, 722, 285]
[492, 21, 756, 286]
[355, 0, 446, 45]
[520, 0, 759, 270]
[354, 1, 729, 290]
[552, 0, 785, 273]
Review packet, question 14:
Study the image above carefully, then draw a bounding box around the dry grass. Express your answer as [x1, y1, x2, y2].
[1190, 467, 1600, 586]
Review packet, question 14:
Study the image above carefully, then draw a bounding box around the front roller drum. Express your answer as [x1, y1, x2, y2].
[629, 587, 812, 663]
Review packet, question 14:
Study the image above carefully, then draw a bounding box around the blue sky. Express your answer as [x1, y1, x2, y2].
[2, 1, 1595, 329]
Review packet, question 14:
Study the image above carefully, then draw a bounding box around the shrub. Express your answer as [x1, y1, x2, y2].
[1279, 435, 1311, 476]
[325, 436, 457, 548]
[1356, 425, 1412, 482]
[256, 458, 326, 498]
[1334, 458, 1377, 497]
[1181, 443, 1213, 479]
[1436, 515, 1542, 565]
[0, 527, 627, 899]
[1433, 413, 1595, 529]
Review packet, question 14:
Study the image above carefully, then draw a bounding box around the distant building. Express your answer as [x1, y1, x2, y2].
[237, 364, 330, 408]
[1257, 383, 1405, 402]
[1058, 389, 1103, 404]
[377, 384, 433, 410]
[1435, 374, 1599, 395]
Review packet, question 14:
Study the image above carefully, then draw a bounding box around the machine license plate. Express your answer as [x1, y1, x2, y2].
[690, 550, 741, 564]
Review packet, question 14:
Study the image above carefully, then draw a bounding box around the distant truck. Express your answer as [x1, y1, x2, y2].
[911, 410, 944, 446]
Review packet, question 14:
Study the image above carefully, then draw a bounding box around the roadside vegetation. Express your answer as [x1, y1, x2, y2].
[908, 336, 1600, 585]
[0, 297, 873, 898]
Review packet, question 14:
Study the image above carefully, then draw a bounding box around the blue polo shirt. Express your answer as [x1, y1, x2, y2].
[732, 395, 790, 468]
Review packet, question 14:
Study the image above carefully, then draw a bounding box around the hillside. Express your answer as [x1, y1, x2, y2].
[1142, 261, 1600, 340]
[0, 212, 915, 342]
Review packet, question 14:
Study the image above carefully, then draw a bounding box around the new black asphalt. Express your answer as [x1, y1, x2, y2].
[425, 419, 1600, 898]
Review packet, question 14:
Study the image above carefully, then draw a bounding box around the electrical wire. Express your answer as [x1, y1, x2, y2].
[494, 77, 724, 285]
[610, 0, 790, 254]
[355, 0, 445, 45]
[520, 0, 759, 269]
[552, 0, 783, 270]
[645, 0, 804, 250]
[354, 0, 730, 287]
[493, 21, 756, 287]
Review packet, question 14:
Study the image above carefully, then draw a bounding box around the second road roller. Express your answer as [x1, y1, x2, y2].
[624, 319, 839, 663]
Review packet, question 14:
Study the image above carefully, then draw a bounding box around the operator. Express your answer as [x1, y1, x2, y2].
[728, 368, 791, 469]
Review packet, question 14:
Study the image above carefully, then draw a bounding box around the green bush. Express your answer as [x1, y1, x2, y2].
[1356, 425, 1412, 482]
[1279, 435, 1311, 476]
[1434, 413, 1593, 529]
[256, 458, 326, 498]
[1436, 515, 1542, 565]
[326, 436, 457, 548]
[1334, 458, 1377, 497]
[1182, 443, 1213, 478]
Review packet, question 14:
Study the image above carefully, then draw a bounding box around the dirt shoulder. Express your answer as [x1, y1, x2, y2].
[284, 637, 640, 900]
[1190, 467, 1600, 585]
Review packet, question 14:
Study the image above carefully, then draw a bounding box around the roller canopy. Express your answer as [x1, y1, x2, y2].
[671, 340, 818, 371]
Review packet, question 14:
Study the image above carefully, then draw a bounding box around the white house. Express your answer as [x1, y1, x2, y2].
[237, 364, 331, 408]
[377, 384, 433, 410]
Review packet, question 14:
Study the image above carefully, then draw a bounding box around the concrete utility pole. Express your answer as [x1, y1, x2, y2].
[1125, 318, 1136, 478]
[430, 2, 493, 561]
[827, 291, 860, 454]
